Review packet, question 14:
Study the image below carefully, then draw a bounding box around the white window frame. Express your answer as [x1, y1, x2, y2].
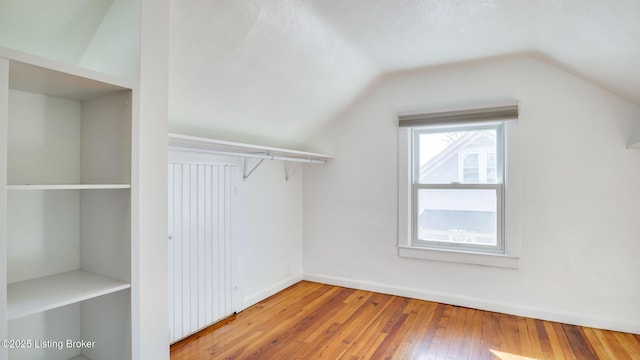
[398, 121, 520, 268]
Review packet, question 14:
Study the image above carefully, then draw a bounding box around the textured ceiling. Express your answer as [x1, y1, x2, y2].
[4, 0, 638, 149]
[168, 0, 640, 148]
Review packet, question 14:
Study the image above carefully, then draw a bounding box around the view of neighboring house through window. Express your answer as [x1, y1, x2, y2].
[413, 124, 504, 253]
[460, 150, 496, 183]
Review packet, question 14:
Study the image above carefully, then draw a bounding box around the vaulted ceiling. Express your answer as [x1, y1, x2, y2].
[2, 0, 639, 149]
[169, 0, 640, 148]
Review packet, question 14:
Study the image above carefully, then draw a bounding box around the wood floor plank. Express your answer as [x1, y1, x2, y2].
[585, 326, 627, 360]
[521, 317, 546, 359]
[448, 306, 474, 359]
[171, 281, 640, 359]
[312, 292, 396, 359]
[467, 306, 485, 359]
[409, 302, 446, 358]
[394, 297, 440, 359]
[546, 321, 576, 359]
[499, 312, 522, 356]
[562, 323, 598, 359]
[601, 329, 633, 360]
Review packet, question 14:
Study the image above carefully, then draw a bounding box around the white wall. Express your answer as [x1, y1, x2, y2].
[79, 0, 141, 80]
[0, 0, 140, 82]
[0, 0, 114, 65]
[238, 160, 304, 308]
[303, 57, 640, 333]
[136, 0, 169, 358]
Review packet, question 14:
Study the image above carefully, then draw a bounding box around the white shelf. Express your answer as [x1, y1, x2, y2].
[7, 270, 130, 320]
[0, 46, 134, 101]
[168, 133, 332, 164]
[7, 184, 130, 191]
[627, 142, 640, 149]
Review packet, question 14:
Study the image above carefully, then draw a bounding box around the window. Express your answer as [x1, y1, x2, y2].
[397, 105, 519, 268]
[413, 124, 503, 253]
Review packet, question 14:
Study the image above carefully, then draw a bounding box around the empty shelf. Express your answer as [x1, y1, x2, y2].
[7, 270, 130, 320]
[7, 184, 131, 190]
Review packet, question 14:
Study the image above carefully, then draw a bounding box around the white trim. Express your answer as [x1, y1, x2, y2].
[398, 245, 518, 268]
[399, 121, 520, 265]
[0, 57, 9, 350]
[241, 275, 302, 311]
[398, 128, 412, 253]
[303, 273, 640, 335]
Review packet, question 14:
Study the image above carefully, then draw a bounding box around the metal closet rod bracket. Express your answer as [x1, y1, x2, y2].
[242, 154, 328, 181]
[284, 161, 299, 182]
[243, 156, 266, 181]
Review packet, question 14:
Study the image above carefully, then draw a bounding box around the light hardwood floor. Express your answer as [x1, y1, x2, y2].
[171, 281, 640, 359]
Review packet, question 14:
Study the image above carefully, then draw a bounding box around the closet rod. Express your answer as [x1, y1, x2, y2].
[170, 147, 329, 164]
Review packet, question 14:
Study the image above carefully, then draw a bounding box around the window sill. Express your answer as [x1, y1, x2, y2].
[398, 245, 519, 268]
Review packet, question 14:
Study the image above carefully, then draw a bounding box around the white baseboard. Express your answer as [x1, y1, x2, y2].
[241, 274, 303, 311]
[303, 273, 640, 335]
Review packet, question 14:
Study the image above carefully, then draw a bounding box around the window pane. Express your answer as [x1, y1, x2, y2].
[417, 128, 497, 184]
[486, 153, 496, 183]
[462, 153, 479, 183]
[416, 188, 497, 246]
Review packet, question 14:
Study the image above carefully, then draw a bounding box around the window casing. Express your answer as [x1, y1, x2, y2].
[397, 104, 519, 268]
[410, 123, 504, 254]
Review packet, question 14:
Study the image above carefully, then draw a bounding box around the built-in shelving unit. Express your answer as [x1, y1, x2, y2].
[0, 46, 135, 360]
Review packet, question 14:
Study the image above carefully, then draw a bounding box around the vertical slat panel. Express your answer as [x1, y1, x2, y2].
[212, 165, 220, 321]
[181, 164, 190, 337]
[224, 166, 233, 315]
[197, 165, 206, 329]
[204, 166, 213, 325]
[167, 165, 174, 341]
[217, 167, 225, 318]
[189, 165, 198, 334]
[173, 164, 183, 340]
[168, 161, 234, 343]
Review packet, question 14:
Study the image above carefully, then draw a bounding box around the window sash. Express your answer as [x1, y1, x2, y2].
[412, 183, 504, 253]
[410, 122, 505, 254]
[412, 123, 504, 185]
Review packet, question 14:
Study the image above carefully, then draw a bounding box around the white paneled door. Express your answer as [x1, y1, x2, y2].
[168, 163, 234, 343]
